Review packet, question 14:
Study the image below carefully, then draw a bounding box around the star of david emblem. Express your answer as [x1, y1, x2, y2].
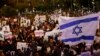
[72, 25, 82, 36]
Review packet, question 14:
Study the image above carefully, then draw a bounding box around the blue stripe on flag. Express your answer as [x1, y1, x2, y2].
[60, 17, 98, 30]
[62, 36, 94, 42]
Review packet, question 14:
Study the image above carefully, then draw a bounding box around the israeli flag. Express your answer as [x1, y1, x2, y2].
[58, 13, 99, 45]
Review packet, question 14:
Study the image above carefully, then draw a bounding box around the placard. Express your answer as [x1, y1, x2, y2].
[17, 42, 28, 49]
[34, 30, 44, 37]
[2, 25, 10, 32]
[4, 32, 13, 39]
[80, 51, 91, 56]
[0, 31, 4, 41]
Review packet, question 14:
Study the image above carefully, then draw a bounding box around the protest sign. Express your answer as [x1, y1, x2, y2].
[17, 42, 28, 49]
[0, 31, 4, 41]
[34, 30, 44, 37]
[2, 25, 10, 32]
[80, 51, 91, 56]
[4, 32, 13, 39]
[44, 30, 60, 41]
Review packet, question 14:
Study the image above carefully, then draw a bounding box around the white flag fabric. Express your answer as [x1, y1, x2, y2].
[59, 13, 99, 45]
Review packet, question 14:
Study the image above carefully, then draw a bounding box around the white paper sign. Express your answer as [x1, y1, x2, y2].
[39, 15, 46, 23]
[4, 32, 13, 39]
[20, 17, 27, 27]
[13, 18, 17, 22]
[44, 30, 60, 41]
[2, 21, 6, 26]
[31, 26, 35, 30]
[0, 31, 4, 41]
[80, 51, 91, 56]
[0, 23, 2, 27]
[17, 42, 28, 49]
[34, 30, 44, 37]
[37, 46, 42, 51]
[26, 19, 30, 27]
[2, 25, 10, 32]
[34, 14, 40, 21]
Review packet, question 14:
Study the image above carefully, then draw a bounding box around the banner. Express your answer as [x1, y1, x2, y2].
[59, 13, 99, 45]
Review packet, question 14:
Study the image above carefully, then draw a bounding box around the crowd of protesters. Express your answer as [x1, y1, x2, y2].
[0, 11, 100, 56]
